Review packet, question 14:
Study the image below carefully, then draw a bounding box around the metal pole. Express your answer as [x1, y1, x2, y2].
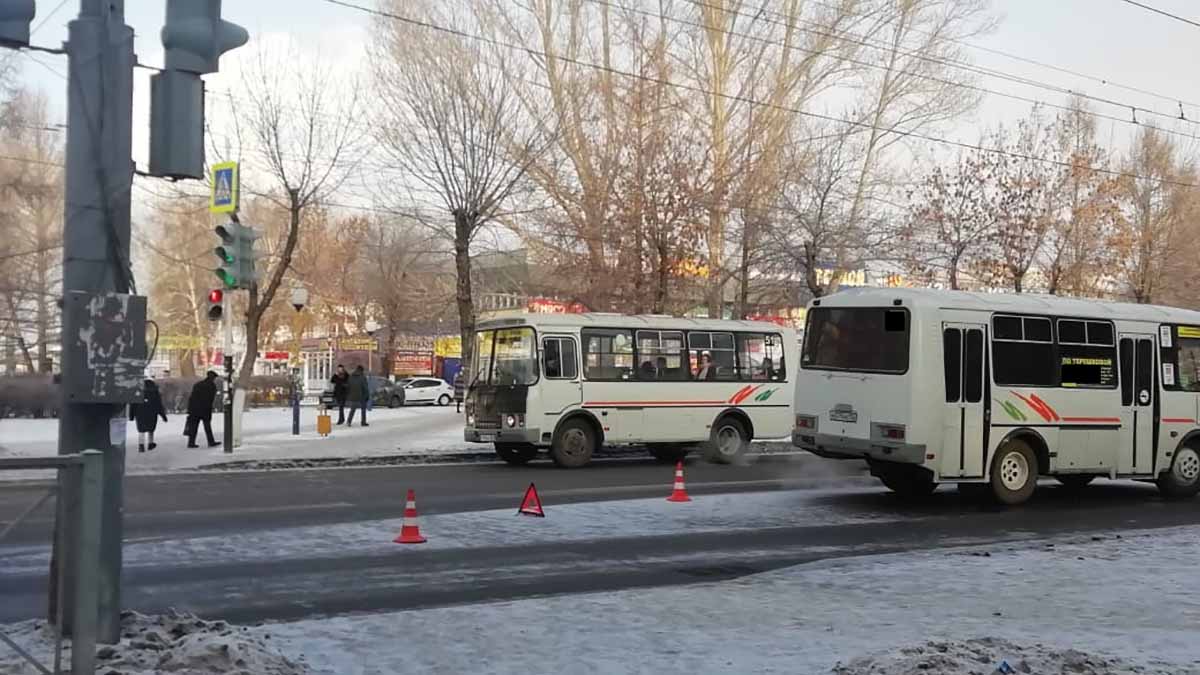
[223, 288, 233, 453]
[71, 450, 103, 675]
[57, 0, 134, 645]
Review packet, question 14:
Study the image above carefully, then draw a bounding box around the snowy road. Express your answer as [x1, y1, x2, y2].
[3, 475, 1200, 626]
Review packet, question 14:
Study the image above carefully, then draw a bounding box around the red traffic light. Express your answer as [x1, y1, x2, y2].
[208, 289, 223, 303]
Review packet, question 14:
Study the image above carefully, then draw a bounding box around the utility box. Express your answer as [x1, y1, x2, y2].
[61, 292, 148, 404]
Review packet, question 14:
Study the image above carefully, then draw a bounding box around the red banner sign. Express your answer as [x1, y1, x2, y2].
[527, 297, 589, 314]
[392, 351, 433, 375]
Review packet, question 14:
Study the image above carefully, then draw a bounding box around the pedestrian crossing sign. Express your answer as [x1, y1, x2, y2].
[209, 161, 239, 214]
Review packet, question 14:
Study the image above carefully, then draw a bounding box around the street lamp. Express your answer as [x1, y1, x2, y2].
[290, 286, 309, 435]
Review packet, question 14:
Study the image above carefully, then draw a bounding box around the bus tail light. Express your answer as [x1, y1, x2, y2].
[877, 424, 906, 441]
[795, 415, 818, 431]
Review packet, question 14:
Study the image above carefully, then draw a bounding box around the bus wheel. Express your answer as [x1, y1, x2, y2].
[703, 417, 749, 464]
[877, 465, 937, 498]
[1055, 475, 1095, 490]
[1157, 445, 1200, 500]
[990, 438, 1038, 505]
[551, 419, 595, 468]
[648, 444, 689, 463]
[495, 443, 538, 466]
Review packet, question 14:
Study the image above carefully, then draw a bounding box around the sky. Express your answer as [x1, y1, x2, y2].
[10, 0, 1200, 209]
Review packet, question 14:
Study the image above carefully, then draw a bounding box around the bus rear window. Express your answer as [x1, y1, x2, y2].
[802, 307, 910, 374]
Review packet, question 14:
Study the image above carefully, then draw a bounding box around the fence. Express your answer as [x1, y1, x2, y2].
[0, 451, 102, 674]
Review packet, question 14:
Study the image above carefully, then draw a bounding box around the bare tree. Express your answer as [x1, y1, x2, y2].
[229, 44, 364, 380]
[372, 3, 548, 367]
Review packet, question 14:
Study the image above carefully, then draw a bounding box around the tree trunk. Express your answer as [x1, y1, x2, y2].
[240, 190, 303, 382]
[737, 218, 754, 319]
[454, 210, 476, 369]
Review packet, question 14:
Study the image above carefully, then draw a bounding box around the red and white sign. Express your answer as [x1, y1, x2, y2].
[392, 351, 434, 375]
[527, 297, 588, 314]
[264, 351, 290, 361]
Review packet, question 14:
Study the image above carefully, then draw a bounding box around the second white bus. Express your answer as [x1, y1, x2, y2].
[792, 287, 1200, 505]
[464, 313, 798, 467]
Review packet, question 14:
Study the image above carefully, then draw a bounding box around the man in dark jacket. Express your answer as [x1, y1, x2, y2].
[129, 379, 168, 452]
[185, 371, 221, 448]
[345, 365, 370, 427]
[330, 364, 349, 425]
[453, 370, 465, 413]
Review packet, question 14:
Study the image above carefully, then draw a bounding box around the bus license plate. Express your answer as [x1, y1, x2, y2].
[480, 432, 496, 442]
[829, 405, 858, 423]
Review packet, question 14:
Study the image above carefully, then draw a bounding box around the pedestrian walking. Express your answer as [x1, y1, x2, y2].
[185, 371, 221, 448]
[330, 364, 349, 425]
[129, 378, 168, 452]
[345, 365, 370, 427]
[453, 370, 465, 413]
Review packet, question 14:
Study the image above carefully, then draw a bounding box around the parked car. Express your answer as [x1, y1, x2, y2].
[319, 376, 407, 409]
[399, 377, 454, 406]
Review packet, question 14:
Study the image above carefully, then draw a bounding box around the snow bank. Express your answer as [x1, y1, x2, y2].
[0, 611, 310, 675]
[832, 638, 1184, 675]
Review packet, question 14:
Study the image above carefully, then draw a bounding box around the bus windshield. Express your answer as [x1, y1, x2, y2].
[473, 327, 538, 386]
[802, 307, 910, 374]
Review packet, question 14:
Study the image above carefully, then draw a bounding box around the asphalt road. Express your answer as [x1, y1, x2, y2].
[3, 457, 1200, 625]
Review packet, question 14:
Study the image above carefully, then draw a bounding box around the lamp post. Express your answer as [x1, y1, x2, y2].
[290, 286, 309, 435]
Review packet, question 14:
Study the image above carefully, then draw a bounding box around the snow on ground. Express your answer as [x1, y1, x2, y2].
[0, 405, 472, 478]
[259, 527, 1200, 674]
[0, 488, 905, 574]
[0, 610, 310, 675]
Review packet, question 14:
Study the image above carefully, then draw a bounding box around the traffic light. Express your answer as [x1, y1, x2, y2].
[0, 0, 35, 48]
[161, 0, 249, 75]
[212, 221, 259, 289]
[207, 288, 224, 321]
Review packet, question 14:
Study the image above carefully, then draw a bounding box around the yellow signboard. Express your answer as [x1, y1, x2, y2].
[339, 337, 378, 352]
[209, 161, 239, 214]
[1178, 326, 1200, 339]
[157, 335, 204, 351]
[434, 336, 462, 358]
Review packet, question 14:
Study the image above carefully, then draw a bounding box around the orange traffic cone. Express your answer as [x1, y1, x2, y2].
[394, 489, 428, 544]
[666, 461, 691, 502]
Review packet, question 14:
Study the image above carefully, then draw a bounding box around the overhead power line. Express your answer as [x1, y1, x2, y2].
[588, 0, 1199, 143]
[1120, 0, 1200, 29]
[320, 0, 1200, 190]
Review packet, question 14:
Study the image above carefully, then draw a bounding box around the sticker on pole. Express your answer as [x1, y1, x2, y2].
[517, 483, 545, 517]
[210, 161, 239, 214]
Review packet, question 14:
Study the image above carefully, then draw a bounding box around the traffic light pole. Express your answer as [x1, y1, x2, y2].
[57, 0, 135, 644]
[223, 289, 233, 453]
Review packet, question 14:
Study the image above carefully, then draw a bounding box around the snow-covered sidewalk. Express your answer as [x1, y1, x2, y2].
[6, 526, 1199, 674]
[266, 526, 1200, 674]
[0, 405, 473, 478]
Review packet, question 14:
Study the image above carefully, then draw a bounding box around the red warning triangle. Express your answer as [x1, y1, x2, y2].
[517, 482, 545, 517]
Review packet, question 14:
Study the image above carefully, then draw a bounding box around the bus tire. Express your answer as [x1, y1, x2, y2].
[703, 417, 749, 464]
[648, 444, 690, 463]
[1055, 475, 1095, 490]
[495, 443, 538, 465]
[877, 465, 937, 498]
[990, 438, 1038, 505]
[551, 418, 595, 468]
[1157, 445, 1200, 500]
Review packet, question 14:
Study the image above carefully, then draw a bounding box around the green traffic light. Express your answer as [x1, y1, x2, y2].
[214, 246, 234, 264]
[214, 268, 237, 288]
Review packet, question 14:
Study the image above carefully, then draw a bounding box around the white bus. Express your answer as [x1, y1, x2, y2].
[464, 313, 798, 467]
[792, 287, 1200, 505]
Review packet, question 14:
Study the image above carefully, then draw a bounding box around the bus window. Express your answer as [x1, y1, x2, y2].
[491, 327, 538, 386]
[687, 332, 737, 380]
[583, 329, 634, 381]
[992, 315, 1055, 387]
[1174, 327, 1200, 392]
[637, 331, 686, 381]
[1058, 319, 1116, 388]
[802, 308, 909, 374]
[543, 337, 578, 380]
[736, 333, 786, 381]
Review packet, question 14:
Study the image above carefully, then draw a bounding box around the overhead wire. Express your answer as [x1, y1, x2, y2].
[319, 0, 1200, 191]
[1119, 0, 1200, 29]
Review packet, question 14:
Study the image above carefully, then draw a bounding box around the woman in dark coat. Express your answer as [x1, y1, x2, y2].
[130, 379, 168, 452]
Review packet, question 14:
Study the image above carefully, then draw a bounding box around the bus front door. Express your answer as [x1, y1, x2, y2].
[942, 323, 987, 478]
[1118, 335, 1155, 475]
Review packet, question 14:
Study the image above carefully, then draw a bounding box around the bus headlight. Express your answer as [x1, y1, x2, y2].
[506, 415, 517, 428]
[467, 413, 475, 426]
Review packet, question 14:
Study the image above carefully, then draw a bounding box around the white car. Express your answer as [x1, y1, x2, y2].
[399, 377, 455, 406]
